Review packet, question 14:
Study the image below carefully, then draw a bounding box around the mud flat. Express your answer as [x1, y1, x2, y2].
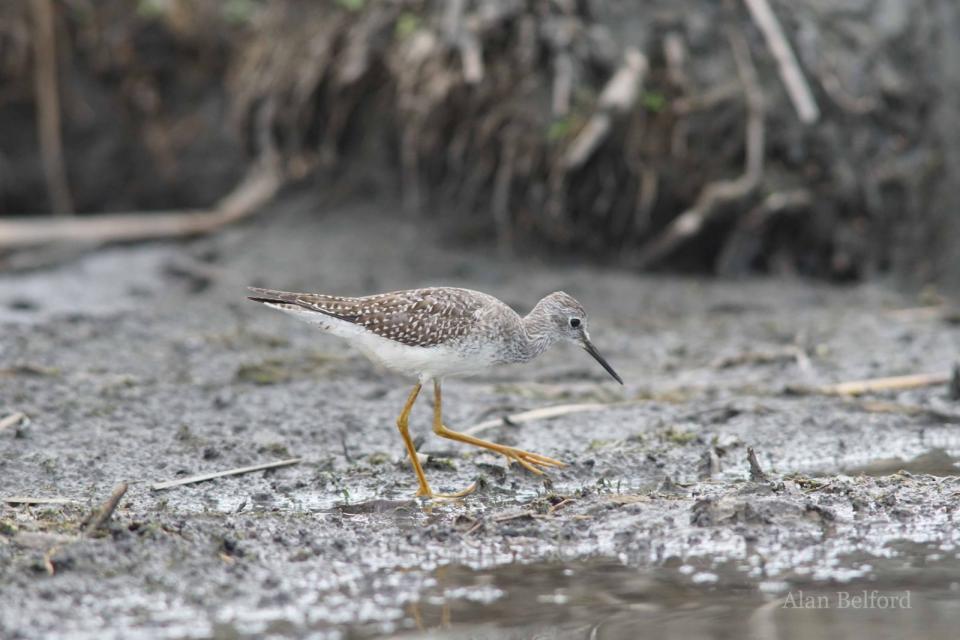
[2, 194, 959, 638]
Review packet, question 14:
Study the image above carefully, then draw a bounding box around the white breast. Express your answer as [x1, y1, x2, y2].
[267, 302, 496, 382]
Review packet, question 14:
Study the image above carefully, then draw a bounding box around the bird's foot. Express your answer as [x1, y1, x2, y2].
[498, 447, 566, 475]
[415, 481, 477, 501]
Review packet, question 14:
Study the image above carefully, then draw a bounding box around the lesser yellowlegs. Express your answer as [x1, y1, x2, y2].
[248, 286, 622, 498]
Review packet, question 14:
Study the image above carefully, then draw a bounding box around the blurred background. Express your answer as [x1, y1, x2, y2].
[2, 0, 959, 284]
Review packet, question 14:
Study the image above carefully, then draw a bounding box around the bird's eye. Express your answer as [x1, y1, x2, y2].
[569, 318, 581, 328]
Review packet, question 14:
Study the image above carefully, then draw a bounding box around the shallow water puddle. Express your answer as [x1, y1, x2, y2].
[379, 556, 960, 639]
[842, 448, 960, 477]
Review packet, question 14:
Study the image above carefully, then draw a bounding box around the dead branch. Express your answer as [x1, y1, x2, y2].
[459, 30, 484, 84]
[29, 0, 73, 214]
[3, 496, 78, 505]
[42, 545, 59, 575]
[663, 32, 688, 88]
[493, 510, 535, 523]
[607, 494, 649, 506]
[0, 412, 26, 432]
[464, 401, 625, 436]
[552, 51, 574, 116]
[807, 372, 951, 396]
[562, 48, 648, 170]
[82, 483, 128, 536]
[633, 31, 765, 268]
[631, 167, 659, 239]
[742, 0, 820, 124]
[0, 159, 283, 249]
[443, 0, 465, 40]
[150, 458, 301, 491]
[884, 306, 960, 323]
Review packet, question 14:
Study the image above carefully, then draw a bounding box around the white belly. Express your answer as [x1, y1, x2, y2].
[352, 335, 494, 382]
[268, 302, 496, 382]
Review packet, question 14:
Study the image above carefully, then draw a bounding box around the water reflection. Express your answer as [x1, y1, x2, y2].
[843, 448, 960, 477]
[386, 557, 960, 639]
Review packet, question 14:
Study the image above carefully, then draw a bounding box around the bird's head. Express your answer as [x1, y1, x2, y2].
[531, 292, 623, 384]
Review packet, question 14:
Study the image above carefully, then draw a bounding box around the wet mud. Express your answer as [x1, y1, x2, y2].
[2, 194, 959, 638]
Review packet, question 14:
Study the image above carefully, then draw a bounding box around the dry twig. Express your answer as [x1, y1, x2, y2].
[0, 412, 26, 432]
[29, 0, 73, 214]
[150, 458, 302, 491]
[0, 159, 283, 249]
[812, 372, 951, 396]
[464, 402, 617, 436]
[3, 496, 78, 505]
[493, 510, 535, 523]
[82, 483, 128, 536]
[42, 545, 59, 576]
[742, 0, 820, 124]
[607, 494, 649, 505]
[885, 306, 960, 323]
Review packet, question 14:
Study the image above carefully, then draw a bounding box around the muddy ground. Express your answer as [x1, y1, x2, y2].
[2, 193, 960, 639]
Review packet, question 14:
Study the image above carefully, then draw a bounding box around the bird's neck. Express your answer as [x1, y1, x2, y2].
[518, 304, 558, 362]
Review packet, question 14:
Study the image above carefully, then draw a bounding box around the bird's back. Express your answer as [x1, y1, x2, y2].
[248, 286, 515, 348]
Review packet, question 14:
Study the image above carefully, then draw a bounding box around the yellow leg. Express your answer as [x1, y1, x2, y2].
[396, 383, 475, 500]
[397, 384, 432, 496]
[432, 381, 565, 475]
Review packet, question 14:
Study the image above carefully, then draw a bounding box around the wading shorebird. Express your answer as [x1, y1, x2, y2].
[248, 286, 623, 499]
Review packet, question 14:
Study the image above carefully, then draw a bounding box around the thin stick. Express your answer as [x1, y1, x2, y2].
[552, 52, 574, 116]
[0, 412, 26, 432]
[150, 458, 302, 491]
[548, 498, 575, 514]
[742, 0, 820, 124]
[493, 510, 534, 523]
[83, 483, 128, 535]
[3, 496, 78, 505]
[607, 494, 649, 505]
[464, 520, 484, 536]
[817, 372, 950, 396]
[0, 160, 282, 249]
[459, 32, 484, 84]
[464, 402, 614, 436]
[747, 447, 768, 481]
[43, 545, 60, 576]
[29, 0, 73, 214]
[885, 306, 958, 322]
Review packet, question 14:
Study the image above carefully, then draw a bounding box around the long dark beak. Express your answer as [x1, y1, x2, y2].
[582, 337, 623, 385]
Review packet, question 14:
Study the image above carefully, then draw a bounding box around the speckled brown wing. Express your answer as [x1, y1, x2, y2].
[248, 287, 485, 347]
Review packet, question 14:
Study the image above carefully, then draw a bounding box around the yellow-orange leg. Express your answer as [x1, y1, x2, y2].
[396, 383, 475, 500]
[432, 381, 565, 474]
